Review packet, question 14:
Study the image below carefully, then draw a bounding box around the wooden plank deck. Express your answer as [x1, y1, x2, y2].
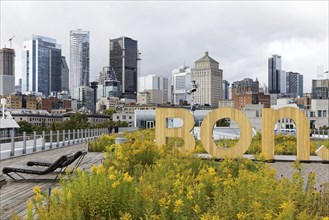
[0, 143, 103, 220]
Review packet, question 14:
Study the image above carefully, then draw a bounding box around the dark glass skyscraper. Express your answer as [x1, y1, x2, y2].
[109, 37, 138, 99]
[268, 54, 281, 94]
[22, 35, 62, 96]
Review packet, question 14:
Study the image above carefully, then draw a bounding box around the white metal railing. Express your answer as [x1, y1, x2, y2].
[0, 128, 109, 160]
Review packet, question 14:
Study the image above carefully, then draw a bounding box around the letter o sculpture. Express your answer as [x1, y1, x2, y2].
[200, 108, 253, 158]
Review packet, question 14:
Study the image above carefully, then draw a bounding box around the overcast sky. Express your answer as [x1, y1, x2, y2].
[1, 0, 328, 92]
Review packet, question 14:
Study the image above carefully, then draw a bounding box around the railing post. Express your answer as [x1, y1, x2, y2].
[56, 130, 59, 148]
[10, 131, 15, 157]
[77, 129, 80, 143]
[33, 131, 37, 152]
[68, 130, 71, 145]
[23, 131, 26, 154]
[50, 130, 53, 149]
[62, 130, 65, 147]
[85, 129, 87, 142]
[42, 131, 45, 151]
[73, 129, 75, 144]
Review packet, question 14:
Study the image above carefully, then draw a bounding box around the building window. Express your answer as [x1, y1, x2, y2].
[117, 116, 119, 120]
[323, 110, 327, 118]
[318, 110, 322, 117]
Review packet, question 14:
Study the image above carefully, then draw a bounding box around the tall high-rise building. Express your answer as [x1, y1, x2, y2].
[172, 66, 192, 105]
[70, 30, 90, 97]
[268, 54, 281, 94]
[280, 71, 303, 98]
[191, 52, 223, 107]
[0, 48, 15, 96]
[61, 56, 69, 92]
[22, 35, 62, 96]
[222, 80, 230, 100]
[288, 72, 303, 98]
[109, 37, 138, 99]
[138, 74, 169, 104]
[96, 66, 121, 99]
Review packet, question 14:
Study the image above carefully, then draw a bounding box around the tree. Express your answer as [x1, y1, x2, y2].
[17, 121, 34, 134]
[102, 108, 117, 118]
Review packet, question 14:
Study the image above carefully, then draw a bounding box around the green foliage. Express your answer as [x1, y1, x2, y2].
[88, 134, 116, 152]
[17, 121, 34, 134]
[26, 129, 329, 219]
[102, 108, 117, 117]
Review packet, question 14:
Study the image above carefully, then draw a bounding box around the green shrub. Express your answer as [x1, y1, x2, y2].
[88, 134, 116, 152]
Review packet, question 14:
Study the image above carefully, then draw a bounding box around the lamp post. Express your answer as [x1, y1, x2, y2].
[187, 80, 198, 136]
[1, 98, 7, 119]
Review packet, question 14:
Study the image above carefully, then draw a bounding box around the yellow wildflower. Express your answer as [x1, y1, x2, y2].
[123, 172, 133, 183]
[52, 187, 61, 197]
[112, 180, 120, 188]
[174, 199, 184, 213]
[108, 166, 115, 172]
[33, 185, 41, 195]
[67, 190, 72, 200]
[237, 212, 248, 219]
[109, 174, 116, 180]
[187, 190, 194, 200]
[120, 212, 132, 220]
[208, 167, 216, 175]
[90, 164, 97, 173]
[159, 197, 171, 208]
[96, 164, 106, 174]
[193, 204, 201, 214]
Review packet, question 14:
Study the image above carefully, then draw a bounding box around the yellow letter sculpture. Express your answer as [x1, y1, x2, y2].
[200, 108, 253, 158]
[155, 108, 195, 152]
[262, 107, 310, 160]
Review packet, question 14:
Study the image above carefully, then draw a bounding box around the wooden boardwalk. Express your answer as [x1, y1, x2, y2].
[0, 143, 103, 220]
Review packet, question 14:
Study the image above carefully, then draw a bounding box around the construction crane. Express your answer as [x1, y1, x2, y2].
[8, 35, 15, 49]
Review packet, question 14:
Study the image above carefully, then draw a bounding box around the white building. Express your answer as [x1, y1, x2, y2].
[171, 66, 192, 105]
[69, 30, 90, 98]
[138, 74, 169, 104]
[310, 99, 329, 128]
[192, 52, 223, 107]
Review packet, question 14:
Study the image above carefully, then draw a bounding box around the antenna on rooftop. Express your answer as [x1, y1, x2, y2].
[9, 35, 15, 49]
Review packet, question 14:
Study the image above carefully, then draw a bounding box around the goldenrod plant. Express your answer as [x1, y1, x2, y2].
[24, 129, 329, 219]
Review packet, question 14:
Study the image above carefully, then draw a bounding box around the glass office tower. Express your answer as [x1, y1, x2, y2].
[22, 35, 62, 96]
[109, 37, 138, 99]
[70, 30, 90, 98]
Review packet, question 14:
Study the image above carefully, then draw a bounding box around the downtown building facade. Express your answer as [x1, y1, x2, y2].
[109, 37, 139, 100]
[0, 48, 15, 96]
[280, 71, 303, 98]
[268, 54, 281, 94]
[22, 35, 62, 96]
[96, 66, 121, 99]
[171, 65, 192, 105]
[191, 52, 223, 107]
[138, 74, 169, 104]
[70, 30, 90, 98]
[61, 56, 69, 92]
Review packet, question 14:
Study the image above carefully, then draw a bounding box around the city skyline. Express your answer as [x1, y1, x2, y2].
[1, 1, 328, 93]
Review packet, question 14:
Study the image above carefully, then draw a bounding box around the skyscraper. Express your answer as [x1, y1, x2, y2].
[0, 48, 15, 96]
[61, 56, 69, 92]
[22, 35, 62, 96]
[191, 52, 223, 107]
[268, 54, 281, 94]
[70, 30, 90, 97]
[109, 37, 138, 99]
